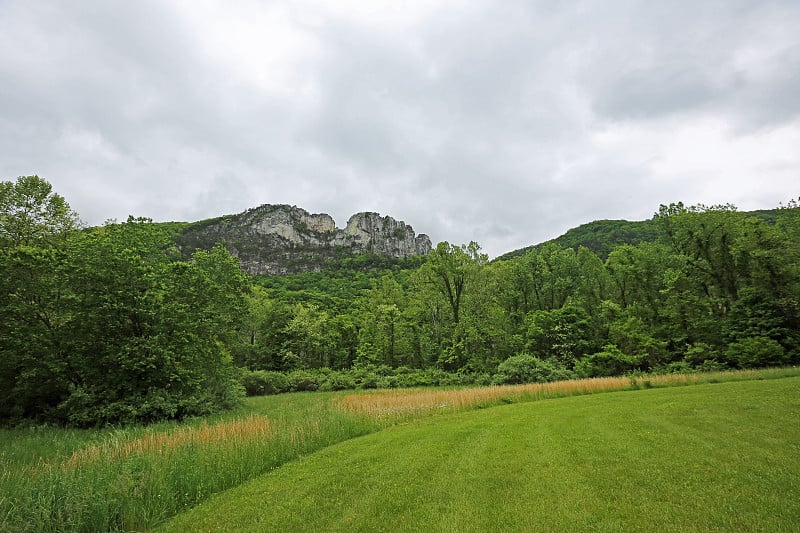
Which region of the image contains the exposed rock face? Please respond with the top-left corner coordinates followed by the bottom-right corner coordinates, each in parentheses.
top-left (177, 204), bottom-right (432, 275)
top-left (337, 212), bottom-right (433, 257)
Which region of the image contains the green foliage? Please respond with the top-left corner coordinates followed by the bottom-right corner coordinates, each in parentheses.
top-left (723, 287), bottom-right (800, 354)
top-left (286, 370), bottom-right (321, 392)
top-left (1, 178), bottom-right (249, 427)
top-left (0, 177), bottom-right (82, 422)
top-left (255, 254), bottom-right (422, 312)
top-left (498, 207), bottom-right (786, 262)
top-left (233, 202), bottom-right (800, 383)
top-left (411, 241), bottom-right (489, 370)
top-left (497, 218), bottom-right (660, 261)
top-left (492, 354), bottom-right (574, 385)
top-left (418, 240), bottom-right (487, 325)
top-left (605, 242), bottom-right (673, 324)
top-left (682, 342), bottom-right (724, 368)
top-left (239, 369), bottom-right (290, 396)
top-left (576, 344), bottom-right (642, 377)
top-left (234, 365), bottom-right (498, 395)
top-left (607, 315), bottom-right (669, 367)
top-left (506, 243), bottom-right (580, 311)
top-left (0, 245), bottom-right (69, 420)
top-left (233, 286), bottom-right (292, 370)
top-left (725, 336), bottom-right (788, 368)
top-left (282, 303), bottom-right (335, 369)
top-left (5, 175), bottom-right (800, 428)
top-left (0, 175), bottom-right (80, 247)
top-left (318, 370), bottom-right (357, 392)
top-left (51, 220), bottom-right (248, 426)
top-left (523, 305), bottom-right (595, 368)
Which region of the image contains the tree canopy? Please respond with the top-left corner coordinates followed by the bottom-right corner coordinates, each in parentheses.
top-left (1, 177), bottom-right (247, 426)
top-left (3, 176), bottom-right (799, 426)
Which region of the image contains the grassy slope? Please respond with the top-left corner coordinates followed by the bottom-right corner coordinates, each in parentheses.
top-left (161, 377), bottom-right (800, 532)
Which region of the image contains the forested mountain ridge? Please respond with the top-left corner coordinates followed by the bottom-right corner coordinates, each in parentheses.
top-left (497, 208), bottom-right (787, 261)
top-left (175, 204), bottom-right (432, 275)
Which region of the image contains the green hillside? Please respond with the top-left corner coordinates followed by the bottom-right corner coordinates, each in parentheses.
top-left (497, 218), bottom-right (658, 261)
top-left (496, 207), bottom-right (787, 261)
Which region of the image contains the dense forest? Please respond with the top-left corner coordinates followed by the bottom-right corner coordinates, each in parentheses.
top-left (2, 175), bottom-right (799, 427)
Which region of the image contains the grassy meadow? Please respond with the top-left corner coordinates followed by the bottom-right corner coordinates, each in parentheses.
top-left (161, 377), bottom-right (800, 532)
top-left (2, 368), bottom-right (799, 532)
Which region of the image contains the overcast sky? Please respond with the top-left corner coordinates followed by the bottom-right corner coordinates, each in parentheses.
top-left (2, 1), bottom-right (799, 257)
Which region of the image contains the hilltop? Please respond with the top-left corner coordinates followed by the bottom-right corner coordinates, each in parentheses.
top-left (174, 204), bottom-right (432, 275)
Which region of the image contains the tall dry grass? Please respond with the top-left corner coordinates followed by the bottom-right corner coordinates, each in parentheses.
top-left (63, 414), bottom-right (272, 470)
top-left (2, 410), bottom-right (370, 532)
top-left (332, 367), bottom-right (800, 422)
top-left (333, 376), bottom-right (632, 421)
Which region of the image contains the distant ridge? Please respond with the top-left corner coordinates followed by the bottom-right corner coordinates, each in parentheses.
top-left (495, 208), bottom-right (785, 262)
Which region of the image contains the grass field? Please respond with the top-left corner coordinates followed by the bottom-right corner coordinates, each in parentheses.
top-left (2, 368), bottom-right (798, 531)
top-left (160, 378), bottom-right (800, 532)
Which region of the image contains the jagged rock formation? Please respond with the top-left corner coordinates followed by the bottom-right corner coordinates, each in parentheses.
top-left (176, 204), bottom-right (432, 275)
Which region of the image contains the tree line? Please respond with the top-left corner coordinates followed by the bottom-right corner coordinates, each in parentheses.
top-left (2, 175), bottom-right (798, 426)
top-left (238, 202), bottom-right (799, 380)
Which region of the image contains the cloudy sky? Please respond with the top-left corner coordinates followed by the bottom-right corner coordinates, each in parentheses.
top-left (1, 1), bottom-right (799, 257)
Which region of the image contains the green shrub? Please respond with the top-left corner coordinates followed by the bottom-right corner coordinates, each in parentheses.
top-left (575, 345), bottom-right (640, 378)
top-left (726, 336), bottom-right (788, 368)
top-left (376, 375), bottom-right (399, 389)
top-left (492, 354), bottom-right (574, 385)
top-left (392, 371), bottom-right (432, 388)
top-left (319, 371), bottom-right (356, 392)
top-left (239, 370), bottom-right (290, 396)
top-left (652, 361), bottom-right (694, 374)
top-left (357, 373), bottom-right (380, 389)
top-left (683, 342), bottom-right (721, 367)
top-left (286, 370), bottom-right (320, 392)
top-left (469, 372), bottom-right (494, 387)
top-left (698, 359), bottom-right (729, 372)
top-left (428, 369), bottom-right (451, 386)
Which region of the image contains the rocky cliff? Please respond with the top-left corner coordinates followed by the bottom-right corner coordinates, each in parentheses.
top-left (176, 204), bottom-right (432, 275)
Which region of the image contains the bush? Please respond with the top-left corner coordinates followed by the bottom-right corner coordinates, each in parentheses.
top-left (492, 354), bottom-right (574, 385)
top-left (471, 372), bottom-right (494, 387)
top-left (651, 361), bottom-right (693, 374)
top-left (356, 373), bottom-right (380, 389)
top-left (725, 336), bottom-right (788, 368)
top-left (698, 359), bottom-right (729, 372)
top-left (683, 342), bottom-right (721, 367)
top-left (391, 370), bottom-right (433, 388)
top-left (376, 375), bottom-right (399, 389)
top-left (239, 369), bottom-right (290, 396)
top-left (286, 370), bottom-right (320, 392)
top-left (575, 345), bottom-right (640, 378)
top-left (318, 371), bottom-right (356, 392)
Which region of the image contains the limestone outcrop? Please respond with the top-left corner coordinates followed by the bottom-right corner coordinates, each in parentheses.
top-left (177, 204), bottom-right (432, 275)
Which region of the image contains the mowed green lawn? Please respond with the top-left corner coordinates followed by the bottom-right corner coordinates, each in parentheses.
top-left (160, 378), bottom-right (800, 532)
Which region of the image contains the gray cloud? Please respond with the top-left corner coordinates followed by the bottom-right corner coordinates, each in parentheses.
top-left (1, 0), bottom-right (799, 258)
